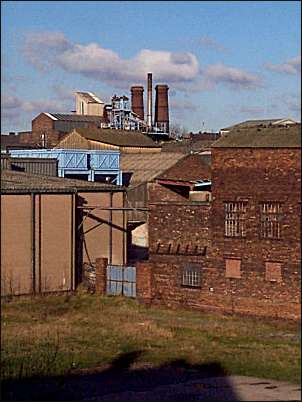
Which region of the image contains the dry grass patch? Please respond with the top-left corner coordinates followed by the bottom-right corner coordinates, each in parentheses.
top-left (1, 293), bottom-right (300, 383)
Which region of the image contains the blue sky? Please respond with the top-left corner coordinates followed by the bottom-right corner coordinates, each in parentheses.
top-left (1, 1), bottom-right (301, 133)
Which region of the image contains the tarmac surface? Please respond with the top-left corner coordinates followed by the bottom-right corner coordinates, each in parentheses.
top-left (2, 352), bottom-right (301, 401)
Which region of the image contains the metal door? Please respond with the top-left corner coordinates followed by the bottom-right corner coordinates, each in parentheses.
top-left (106, 265), bottom-right (136, 298)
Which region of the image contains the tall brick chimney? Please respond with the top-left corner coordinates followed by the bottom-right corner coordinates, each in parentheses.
top-left (154, 84), bottom-right (169, 133)
top-left (131, 86), bottom-right (144, 121)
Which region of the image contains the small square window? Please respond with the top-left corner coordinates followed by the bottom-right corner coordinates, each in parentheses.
top-left (265, 262), bottom-right (282, 282)
top-left (182, 264), bottom-right (201, 288)
top-left (225, 259), bottom-right (241, 278)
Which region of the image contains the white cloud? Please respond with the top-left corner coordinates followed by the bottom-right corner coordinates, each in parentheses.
top-left (23, 31), bottom-right (72, 71)
top-left (198, 36), bottom-right (228, 53)
top-left (265, 55), bottom-right (301, 75)
top-left (205, 64), bottom-right (262, 89)
top-left (1, 94), bottom-right (23, 109)
top-left (23, 31), bottom-right (262, 92)
top-left (1, 93), bottom-right (71, 123)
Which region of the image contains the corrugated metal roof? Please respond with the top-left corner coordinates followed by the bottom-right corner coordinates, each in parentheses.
top-left (1, 170), bottom-right (123, 193)
top-left (120, 152), bottom-right (185, 187)
top-left (74, 128), bottom-right (161, 148)
top-left (212, 124), bottom-right (301, 148)
top-left (48, 113), bottom-right (107, 123)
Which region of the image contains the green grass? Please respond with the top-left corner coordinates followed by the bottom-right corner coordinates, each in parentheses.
top-left (1, 293), bottom-right (300, 383)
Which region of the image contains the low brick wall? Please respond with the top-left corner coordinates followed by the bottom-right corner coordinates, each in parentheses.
top-left (135, 256), bottom-right (301, 320)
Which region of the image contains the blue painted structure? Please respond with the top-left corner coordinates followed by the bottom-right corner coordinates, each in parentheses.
top-left (9, 149), bottom-right (122, 184)
top-left (106, 265), bottom-right (136, 298)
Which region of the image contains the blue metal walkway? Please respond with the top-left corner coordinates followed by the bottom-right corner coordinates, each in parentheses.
top-left (9, 149), bottom-right (122, 184)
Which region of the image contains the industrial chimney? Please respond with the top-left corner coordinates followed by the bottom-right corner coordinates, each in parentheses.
top-left (147, 73), bottom-right (153, 129)
top-left (131, 86), bottom-right (144, 121)
top-left (154, 84), bottom-right (169, 133)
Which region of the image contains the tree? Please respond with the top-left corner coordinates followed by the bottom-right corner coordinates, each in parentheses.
top-left (169, 123), bottom-right (188, 140)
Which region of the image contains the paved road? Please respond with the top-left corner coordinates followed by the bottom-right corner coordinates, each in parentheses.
top-left (84, 376), bottom-right (301, 401)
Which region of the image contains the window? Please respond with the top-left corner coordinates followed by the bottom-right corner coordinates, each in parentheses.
top-left (224, 202), bottom-right (247, 237)
top-left (182, 264), bottom-right (201, 288)
top-left (260, 203), bottom-right (282, 239)
top-left (225, 259), bottom-right (241, 278)
top-left (265, 262), bottom-right (282, 282)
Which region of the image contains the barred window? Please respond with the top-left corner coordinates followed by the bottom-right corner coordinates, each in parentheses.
top-left (224, 202), bottom-right (247, 237)
top-left (260, 203), bottom-right (282, 239)
top-left (182, 264), bottom-right (201, 288)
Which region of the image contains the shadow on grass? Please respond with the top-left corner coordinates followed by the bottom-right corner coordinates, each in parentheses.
top-left (2, 351), bottom-right (239, 401)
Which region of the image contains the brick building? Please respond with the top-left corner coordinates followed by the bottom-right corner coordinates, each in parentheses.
top-left (19, 113), bottom-right (108, 148)
top-left (137, 125), bottom-right (301, 320)
top-left (141, 153), bottom-right (212, 307)
top-left (209, 124), bottom-right (301, 319)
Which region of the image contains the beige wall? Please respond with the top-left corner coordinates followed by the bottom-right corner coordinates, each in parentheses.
top-left (38, 194), bottom-right (74, 292)
top-left (1, 193), bottom-right (74, 296)
top-left (1, 195), bottom-right (33, 295)
top-left (79, 191), bottom-right (126, 265)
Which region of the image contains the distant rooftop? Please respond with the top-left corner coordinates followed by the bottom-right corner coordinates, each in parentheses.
top-left (221, 118), bottom-right (298, 131)
top-left (40, 113), bottom-right (107, 123)
top-left (120, 152), bottom-right (185, 187)
top-left (76, 92), bottom-right (104, 104)
top-left (212, 124), bottom-right (301, 148)
top-left (1, 169), bottom-right (123, 194)
top-left (73, 128), bottom-right (161, 148)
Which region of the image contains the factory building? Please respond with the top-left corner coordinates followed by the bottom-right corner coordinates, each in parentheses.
top-left (1, 170), bottom-right (126, 296)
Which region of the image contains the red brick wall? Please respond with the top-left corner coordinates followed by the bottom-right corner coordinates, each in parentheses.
top-left (28, 113), bottom-right (61, 147)
top-left (148, 200), bottom-right (211, 256)
top-left (210, 147), bottom-right (300, 280)
top-left (140, 260), bottom-right (300, 320)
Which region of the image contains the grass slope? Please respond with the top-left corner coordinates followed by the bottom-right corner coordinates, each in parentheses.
top-left (1, 293), bottom-right (300, 383)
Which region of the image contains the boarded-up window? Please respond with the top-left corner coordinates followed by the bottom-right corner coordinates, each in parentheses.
top-left (225, 259), bottom-right (241, 278)
top-left (260, 203), bottom-right (282, 239)
top-left (265, 262), bottom-right (282, 282)
top-left (182, 264), bottom-right (201, 287)
top-left (224, 202), bottom-right (247, 237)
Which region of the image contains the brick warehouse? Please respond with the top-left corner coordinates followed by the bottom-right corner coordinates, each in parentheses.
top-left (135, 124), bottom-right (301, 320)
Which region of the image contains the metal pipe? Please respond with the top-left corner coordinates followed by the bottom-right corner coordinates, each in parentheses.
top-left (147, 73), bottom-right (153, 129)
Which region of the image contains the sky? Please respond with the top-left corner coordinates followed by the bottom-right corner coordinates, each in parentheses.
top-left (1, 1), bottom-right (301, 134)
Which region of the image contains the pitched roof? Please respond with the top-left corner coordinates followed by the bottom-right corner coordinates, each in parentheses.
top-left (49, 113), bottom-right (107, 123)
top-left (74, 128), bottom-right (161, 148)
top-left (221, 118), bottom-right (297, 131)
top-left (212, 124), bottom-right (301, 148)
top-left (1, 169), bottom-right (122, 194)
top-left (120, 152), bottom-right (185, 187)
top-left (156, 153), bottom-right (211, 181)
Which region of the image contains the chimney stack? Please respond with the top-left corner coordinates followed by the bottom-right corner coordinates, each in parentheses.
top-left (131, 86), bottom-right (144, 121)
top-left (147, 73), bottom-right (153, 129)
top-left (155, 84), bottom-right (169, 133)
